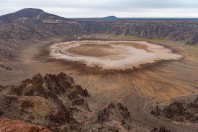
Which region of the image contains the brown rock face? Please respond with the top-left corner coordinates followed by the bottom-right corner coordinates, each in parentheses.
top-left (151, 97), bottom-right (198, 122)
top-left (97, 102), bottom-right (133, 131)
top-left (0, 72), bottom-right (90, 131)
top-left (0, 72), bottom-right (135, 131)
top-left (16, 72), bottom-right (75, 97)
top-left (0, 118), bottom-right (51, 132)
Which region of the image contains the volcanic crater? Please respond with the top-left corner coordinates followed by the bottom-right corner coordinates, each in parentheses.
top-left (50, 40), bottom-right (182, 70)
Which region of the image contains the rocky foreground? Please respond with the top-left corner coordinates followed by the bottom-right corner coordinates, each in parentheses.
top-left (151, 97), bottom-right (198, 123)
top-left (0, 72), bottom-right (197, 131)
top-left (0, 72), bottom-right (134, 131)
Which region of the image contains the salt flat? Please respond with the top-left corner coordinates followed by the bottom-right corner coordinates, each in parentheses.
top-left (50, 40), bottom-right (182, 69)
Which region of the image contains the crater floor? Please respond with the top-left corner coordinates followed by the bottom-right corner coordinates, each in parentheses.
top-left (50, 40), bottom-right (182, 70)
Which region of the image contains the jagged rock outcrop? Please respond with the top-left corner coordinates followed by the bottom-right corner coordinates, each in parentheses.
top-left (95, 102), bottom-right (133, 131)
top-left (151, 97), bottom-right (198, 122)
top-left (0, 72), bottom-right (135, 131)
top-left (0, 118), bottom-right (51, 132)
top-left (0, 72), bottom-right (90, 131)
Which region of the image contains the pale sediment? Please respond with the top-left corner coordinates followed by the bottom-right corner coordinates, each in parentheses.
top-left (50, 40), bottom-right (182, 70)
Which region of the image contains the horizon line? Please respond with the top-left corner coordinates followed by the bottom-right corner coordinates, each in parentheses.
top-left (1, 8), bottom-right (198, 19)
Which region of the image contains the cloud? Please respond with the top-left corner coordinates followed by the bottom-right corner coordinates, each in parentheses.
top-left (0, 0), bottom-right (198, 17)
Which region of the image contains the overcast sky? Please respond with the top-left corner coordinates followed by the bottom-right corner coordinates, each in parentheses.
top-left (0, 0), bottom-right (198, 18)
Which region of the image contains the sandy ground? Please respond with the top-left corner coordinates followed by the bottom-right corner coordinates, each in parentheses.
top-left (50, 41), bottom-right (182, 70)
top-left (0, 39), bottom-right (198, 131)
top-left (67, 44), bottom-right (117, 57)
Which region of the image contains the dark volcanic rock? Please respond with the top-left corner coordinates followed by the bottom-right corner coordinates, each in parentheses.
top-left (162, 102), bottom-right (187, 120)
top-left (151, 105), bottom-right (161, 116)
top-left (151, 97), bottom-right (198, 123)
top-left (0, 72), bottom-right (90, 131)
top-left (13, 72), bottom-right (82, 99)
top-left (68, 85), bottom-right (90, 100)
top-left (0, 72), bottom-right (136, 131)
top-left (97, 102), bottom-right (132, 130)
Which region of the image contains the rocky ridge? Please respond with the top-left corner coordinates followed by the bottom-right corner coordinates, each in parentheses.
top-left (1, 8), bottom-right (198, 62)
top-left (96, 102), bottom-right (133, 131)
top-left (151, 97), bottom-right (198, 123)
top-left (0, 72), bottom-right (133, 131)
top-left (0, 72), bottom-right (90, 131)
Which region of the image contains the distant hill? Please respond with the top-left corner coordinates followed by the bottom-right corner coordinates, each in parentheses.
top-left (0, 8), bottom-right (71, 23)
top-left (103, 16), bottom-right (119, 20)
top-left (75, 16), bottom-right (119, 21)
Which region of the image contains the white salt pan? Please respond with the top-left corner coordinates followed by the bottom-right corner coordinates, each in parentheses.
top-left (50, 41), bottom-right (182, 70)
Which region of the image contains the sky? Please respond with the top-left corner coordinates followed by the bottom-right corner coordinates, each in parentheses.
top-left (0, 0), bottom-right (198, 18)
